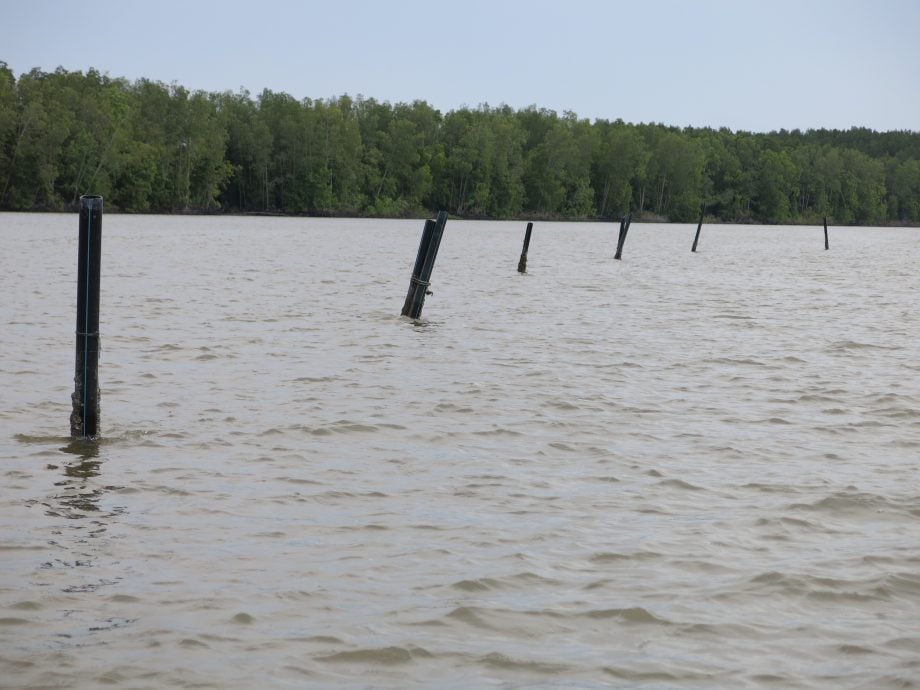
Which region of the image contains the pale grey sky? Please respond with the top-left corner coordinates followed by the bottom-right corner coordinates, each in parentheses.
top-left (2, 0), bottom-right (918, 132)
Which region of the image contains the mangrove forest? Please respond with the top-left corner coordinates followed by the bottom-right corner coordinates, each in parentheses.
top-left (1, 62), bottom-right (919, 224)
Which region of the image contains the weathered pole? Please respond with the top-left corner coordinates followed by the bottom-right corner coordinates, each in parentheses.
top-left (823, 216), bottom-right (829, 250)
top-left (614, 212), bottom-right (632, 260)
top-left (517, 222), bottom-right (534, 273)
top-left (401, 211), bottom-right (448, 319)
top-left (71, 195), bottom-right (103, 439)
top-left (691, 208), bottom-right (704, 252)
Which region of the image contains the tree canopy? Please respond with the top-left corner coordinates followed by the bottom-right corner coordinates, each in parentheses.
top-left (1, 62), bottom-right (918, 224)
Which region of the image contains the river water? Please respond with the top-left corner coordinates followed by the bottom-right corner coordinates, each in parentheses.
top-left (1, 213), bottom-right (919, 689)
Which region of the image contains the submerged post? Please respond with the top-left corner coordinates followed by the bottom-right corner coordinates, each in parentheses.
top-left (614, 212), bottom-right (632, 260)
top-left (71, 195), bottom-right (103, 439)
top-left (691, 208), bottom-right (704, 252)
top-left (401, 210), bottom-right (448, 319)
top-left (517, 222), bottom-right (534, 273)
top-left (823, 216), bottom-right (829, 250)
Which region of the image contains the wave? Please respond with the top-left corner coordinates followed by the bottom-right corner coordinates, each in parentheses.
top-left (582, 606), bottom-right (671, 624)
top-left (590, 550), bottom-right (662, 563)
top-left (742, 570), bottom-right (920, 602)
top-left (827, 339), bottom-right (903, 352)
top-left (317, 645), bottom-right (432, 665)
top-left (476, 652), bottom-right (571, 674)
top-left (788, 490), bottom-right (918, 518)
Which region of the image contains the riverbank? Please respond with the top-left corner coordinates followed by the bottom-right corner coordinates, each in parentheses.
top-left (3, 206), bottom-right (917, 228)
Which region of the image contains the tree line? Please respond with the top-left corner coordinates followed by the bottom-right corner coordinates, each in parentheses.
top-left (1, 62), bottom-right (919, 224)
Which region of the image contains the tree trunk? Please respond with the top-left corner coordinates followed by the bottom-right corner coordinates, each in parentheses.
top-left (599, 176), bottom-right (611, 217)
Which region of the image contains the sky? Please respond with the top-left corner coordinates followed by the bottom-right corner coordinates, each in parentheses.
top-left (2, 0), bottom-right (918, 133)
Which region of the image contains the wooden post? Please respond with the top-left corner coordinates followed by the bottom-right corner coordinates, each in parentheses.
top-left (614, 212), bottom-right (632, 260)
top-left (401, 211), bottom-right (448, 319)
top-left (517, 222), bottom-right (533, 273)
top-left (691, 208), bottom-right (704, 252)
top-left (71, 195), bottom-right (103, 439)
top-left (824, 216), bottom-right (829, 250)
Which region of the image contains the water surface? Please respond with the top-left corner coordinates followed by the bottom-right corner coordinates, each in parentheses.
top-left (2, 214), bottom-right (919, 688)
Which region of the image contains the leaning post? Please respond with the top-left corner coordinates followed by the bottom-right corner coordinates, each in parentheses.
top-left (71, 195), bottom-right (103, 439)
top-left (401, 211), bottom-right (449, 319)
top-left (517, 222), bottom-right (534, 273)
top-left (614, 212), bottom-right (632, 260)
top-left (823, 216), bottom-right (829, 250)
top-left (691, 208), bottom-right (704, 252)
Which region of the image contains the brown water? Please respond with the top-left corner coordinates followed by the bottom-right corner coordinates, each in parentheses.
top-left (2, 213), bottom-right (919, 689)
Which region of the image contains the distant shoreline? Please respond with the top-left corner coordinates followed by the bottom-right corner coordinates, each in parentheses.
top-left (2, 208), bottom-right (916, 228)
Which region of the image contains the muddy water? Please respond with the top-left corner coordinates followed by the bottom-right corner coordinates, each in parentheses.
top-left (2, 214), bottom-right (919, 688)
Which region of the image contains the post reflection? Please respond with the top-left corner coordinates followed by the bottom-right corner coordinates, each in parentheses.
top-left (39, 440), bottom-right (126, 596)
top-left (52, 440), bottom-right (115, 519)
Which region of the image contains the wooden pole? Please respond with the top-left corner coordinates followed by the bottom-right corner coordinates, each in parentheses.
top-left (824, 216), bottom-right (829, 250)
top-left (71, 195), bottom-right (103, 439)
top-left (691, 208), bottom-right (704, 252)
top-left (401, 211), bottom-right (448, 319)
top-left (614, 212), bottom-right (632, 260)
top-left (517, 222), bottom-right (533, 273)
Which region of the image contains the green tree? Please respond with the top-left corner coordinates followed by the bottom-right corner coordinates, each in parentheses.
top-left (2, 68), bottom-right (77, 209)
top-left (592, 120), bottom-right (649, 218)
top-left (316, 95), bottom-right (364, 213)
top-left (2, 60), bottom-right (919, 223)
top-left (258, 89), bottom-right (313, 212)
top-left (641, 126), bottom-right (705, 221)
top-left (184, 90), bottom-right (233, 210)
top-left (0, 61), bottom-right (20, 207)
top-left (434, 105), bottom-right (526, 218)
top-left (523, 111), bottom-right (596, 217)
top-left (755, 149), bottom-right (797, 222)
top-left (695, 128), bottom-right (744, 219)
top-left (360, 100), bottom-right (440, 216)
top-left (840, 149), bottom-right (886, 224)
top-left (486, 106), bottom-right (526, 217)
top-left (889, 158), bottom-right (920, 221)
top-left (220, 89), bottom-right (272, 211)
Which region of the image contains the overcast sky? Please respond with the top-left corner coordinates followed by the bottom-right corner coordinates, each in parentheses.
top-left (2, 0), bottom-right (918, 133)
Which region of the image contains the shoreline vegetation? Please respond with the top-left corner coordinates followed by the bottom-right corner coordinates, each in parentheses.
top-left (5, 207), bottom-right (918, 229)
top-left (1, 62), bottom-right (919, 226)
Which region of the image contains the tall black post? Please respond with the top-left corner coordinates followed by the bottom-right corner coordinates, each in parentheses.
top-left (517, 222), bottom-right (534, 273)
top-left (691, 208), bottom-right (704, 253)
top-left (71, 195), bottom-right (103, 439)
top-left (823, 216), bottom-right (829, 250)
top-left (401, 211), bottom-right (448, 319)
top-left (614, 212), bottom-right (632, 260)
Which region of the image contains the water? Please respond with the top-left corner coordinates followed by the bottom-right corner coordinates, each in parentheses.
top-left (2, 213), bottom-right (919, 689)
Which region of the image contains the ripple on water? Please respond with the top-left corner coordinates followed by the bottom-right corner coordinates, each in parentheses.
top-left (3, 218), bottom-right (920, 690)
top-left (317, 646), bottom-right (431, 665)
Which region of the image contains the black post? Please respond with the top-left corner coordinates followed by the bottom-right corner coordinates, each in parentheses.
top-left (517, 221), bottom-right (534, 273)
top-left (614, 212), bottom-right (632, 260)
top-left (823, 216), bottom-right (829, 250)
top-left (71, 195), bottom-right (103, 439)
top-left (401, 211), bottom-right (448, 319)
top-left (691, 208), bottom-right (704, 253)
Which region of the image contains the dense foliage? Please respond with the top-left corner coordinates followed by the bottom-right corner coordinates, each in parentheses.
top-left (2, 63), bottom-right (919, 224)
